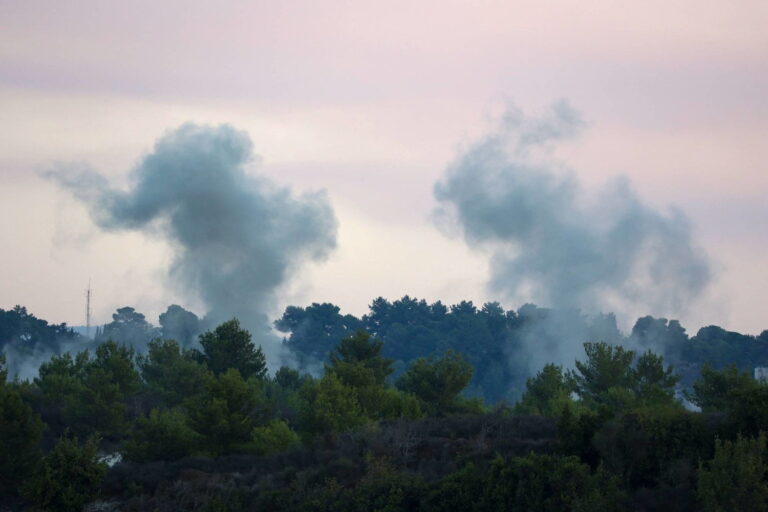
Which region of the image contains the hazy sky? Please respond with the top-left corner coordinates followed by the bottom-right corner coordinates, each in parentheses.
top-left (1, 0), bottom-right (766, 335)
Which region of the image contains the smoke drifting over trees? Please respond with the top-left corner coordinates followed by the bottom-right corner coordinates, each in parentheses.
top-left (434, 102), bottom-right (711, 321)
top-left (2, 304), bottom-right (767, 511)
top-left (47, 123), bottom-right (338, 362)
top-left (40, 110), bottom-right (717, 375)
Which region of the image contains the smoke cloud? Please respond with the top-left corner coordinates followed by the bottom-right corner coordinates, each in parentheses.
top-left (48, 123), bottom-right (337, 363)
top-left (434, 102), bottom-right (711, 323)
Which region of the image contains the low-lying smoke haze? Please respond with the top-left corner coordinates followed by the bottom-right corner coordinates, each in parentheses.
top-left (47, 123), bottom-right (338, 363)
top-left (435, 102), bottom-right (712, 324)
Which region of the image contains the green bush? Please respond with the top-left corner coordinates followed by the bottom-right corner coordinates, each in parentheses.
top-left (251, 419), bottom-right (301, 455)
top-left (27, 434), bottom-right (107, 512)
top-left (123, 408), bottom-right (201, 462)
top-left (698, 432), bottom-right (768, 512)
top-left (0, 384), bottom-right (43, 499)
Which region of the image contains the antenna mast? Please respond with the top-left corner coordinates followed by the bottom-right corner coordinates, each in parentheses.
top-left (86, 280), bottom-right (92, 338)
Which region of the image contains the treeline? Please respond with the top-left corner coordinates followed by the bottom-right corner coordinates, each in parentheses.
top-left (4, 297), bottom-right (768, 404)
top-left (277, 297), bottom-right (768, 400)
top-left (0, 320), bottom-right (480, 510)
top-left (0, 305), bottom-right (201, 379)
top-left (0, 306), bottom-right (79, 348)
top-left (2, 315), bottom-right (768, 511)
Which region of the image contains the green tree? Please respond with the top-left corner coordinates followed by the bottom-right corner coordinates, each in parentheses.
top-left (158, 304), bottom-right (200, 347)
top-left (276, 303), bottom-right (363, 363)
top-left (90, 341), bottom-right (141, 396)
top-left (396, 350), bottom-right (479, 416)
top-left (28, 434), bottom-right (107, 512)
top-left (728, 383), bottom-right (768, 435)
top-left (686, 363), bottom-right (756, 412)
top-left (35, 342), bottom-right (141, 439)
top-left (263, 367), bottom-right (311, 426)
top-left (570, 342), bottom-right (636, 406)
top-left (698, 433), bottom-right (768, 512)
top-left (557, 403), bottom-right (602, 466)
top-left (251, 419), bottom-right (301, 455)
top-left (137, 338), bottom-right (210, 406)
top-left (320, 331), bottom-right (421, 423)
top-left (96, 306), bottom-right (158, 348)
top-left (328, 330), bottom-right (394, 387)
top-left (0, 385), bottom-right (43, 499)
top-left (274, 366), bottom-right (305, 391)
top-left (633, 350), bottom-right (679, 405)
top-left (195, 319), bottom-right (267, 380)
top-left (123, 408), bottom-right (201, 462)
top-left (592, 406), bottom-right (711, 489)
top-left (185, 368), bottom-right (265, 455)
top-left (300, 373), bottom-right (367, 435)
top-left (515, 363), bottom-right (574, 417)
top-left (35, 351), bottom-right (90, 435)
top-left (80, 341), bottom-right (141, 438)
top-left (0, 305), bottom-right (79, 355)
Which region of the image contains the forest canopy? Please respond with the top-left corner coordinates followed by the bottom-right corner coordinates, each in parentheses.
top-left (1, 300), bottom-right (767, 511)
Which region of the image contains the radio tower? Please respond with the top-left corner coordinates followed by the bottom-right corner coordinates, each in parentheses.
top-left (86, 280), bottom-right (92, 338)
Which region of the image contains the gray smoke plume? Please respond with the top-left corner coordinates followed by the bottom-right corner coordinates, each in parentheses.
top-left (47, 123), bottom-right (337, 364)
top-left (435, 102), bottom-right (711, 324)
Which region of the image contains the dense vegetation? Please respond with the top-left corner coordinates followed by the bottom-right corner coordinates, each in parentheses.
top-left (1, 301), bottom-right (768, 511)
top-left (276, 297), bottom-right (768, 401)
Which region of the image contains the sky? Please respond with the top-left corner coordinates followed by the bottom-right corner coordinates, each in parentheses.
top-left (1, 0), bottom-right (766, 335)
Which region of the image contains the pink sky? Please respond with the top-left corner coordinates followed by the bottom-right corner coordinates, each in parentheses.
top-left (1, 1), bottom-right (766, 334)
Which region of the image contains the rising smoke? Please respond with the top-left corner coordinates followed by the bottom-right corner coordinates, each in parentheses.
top-left (434, 102), bottom-right (711, 369)
top-left (47, 123), bottom-right (338, 364)
top-left (435, 102), bottom-right (711, 319)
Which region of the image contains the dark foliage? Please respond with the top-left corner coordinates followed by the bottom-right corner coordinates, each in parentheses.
top-left (0, 305), bottom-right (79, 352)
top-left (2, 302), bottom-right (768, 511)
top-left (193, 319), bottom-right (268, 380)
top-left (0, 382), bottom-right (43, 500)
top-left (96, 307), bottom-right (159, 349)
top-left (278, 296), bottom-right (768, 405)
top-left (26, 434), bottom-right (107, 511)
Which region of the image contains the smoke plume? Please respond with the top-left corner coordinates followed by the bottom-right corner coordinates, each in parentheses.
top-left (48, 123), bottom-right (337, 363)
top-left (434, 102), bottom-right (711, 323)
